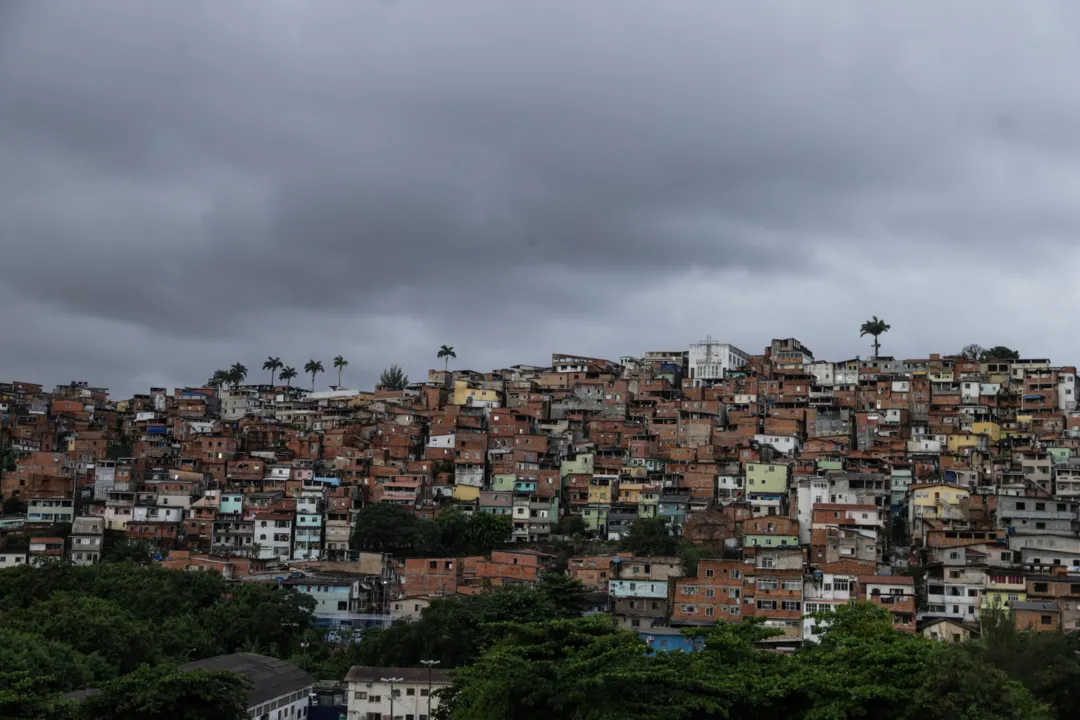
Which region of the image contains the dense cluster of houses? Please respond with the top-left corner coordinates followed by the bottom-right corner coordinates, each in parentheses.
top-left (4, 337), bottom-right (1080, 644)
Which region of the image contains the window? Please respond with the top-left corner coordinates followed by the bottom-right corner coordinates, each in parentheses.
top-left (757, 579), bottom-right (778, 591)
top-left (705, 588), bottom-right (715, 598)
top-left (1041, 615), bottom-right (1054, 626)
top-left (1036, 522), bottom-right (1046, 530)
top-left (705, 568), bottom-right (714, 578)
top-left (781, 600), bottom-right (801, 611)
top-left (1016, 502), bottom-right (1026, 510)
top-left (757, 600), bottom-right (777, 610)
top-left (705, 606), bottom-right (714, 617)
top-left (781, 580), bottom-right (802, 591)
top-left (338, 601), bottom-right (348, 610)
top-left (369, 696), bottom-right (381, 703)
top-left (1034, 583), bottom-right (1049, 593)
top-left (731, 569), bottom-right (741, 579)
top-left (1036, 503), bottom-right (1046, 511)
top-left (354, 692), bottom-right (367, 700)
top-left (406, 688), bottom-right (416, 696)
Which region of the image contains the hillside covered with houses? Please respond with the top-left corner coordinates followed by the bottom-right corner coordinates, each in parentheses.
top-left (6, 336), bottom-right (1080, 717)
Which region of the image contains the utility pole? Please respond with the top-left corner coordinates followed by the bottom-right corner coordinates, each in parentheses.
top-left (420, 660), bottom-right (440, 718)
top-left (381, 677), bottom-right (402, 720)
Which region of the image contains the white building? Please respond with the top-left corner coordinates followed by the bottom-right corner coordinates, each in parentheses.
top-left (70, 516), bottom-right (104, 566)
top-left (183, 653), bottom-right (313, 720)
top-left (0, 552), bottom-right (27, 568)
top-left (27, 497), bottom-right (75, 524)
top-left (346, 666), bottom-right (451, 720)
top-left (753, 434), bottom-right (801, 456)
top-left (687, 337), bottom-right (749, 385)
top-left (255, 513), bottom-right (294, 561)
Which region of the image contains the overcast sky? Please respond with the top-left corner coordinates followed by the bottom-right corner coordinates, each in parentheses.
top-left (3, 1), bottom-right (1080, 397)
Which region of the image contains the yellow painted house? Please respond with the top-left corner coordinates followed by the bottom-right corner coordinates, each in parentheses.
top-left (972, 422), bottom-right (1002, 443)
top-left (946, 433), bottom-right (986, 453)
top-left (452, 485), bottom-right (481, 502)
top-left (588, 476), bottom-right (617, 504)
top-left (745, 462), bottom-right (790, 494)
top-left (910, 484), bottom-right (970, 520)
top-left (452, 380), bottom-right (501, 406)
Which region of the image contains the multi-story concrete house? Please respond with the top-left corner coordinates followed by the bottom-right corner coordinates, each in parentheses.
top-left (69, 516), bottom-right (104, 565)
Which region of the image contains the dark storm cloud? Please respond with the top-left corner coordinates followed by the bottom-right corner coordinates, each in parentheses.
top-left (4, 0), bottom-right (1080, 395)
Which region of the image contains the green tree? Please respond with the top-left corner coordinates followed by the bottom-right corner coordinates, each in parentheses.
top-left (465, 512), bottom-right (512, 554)
top-left (5, 594), bottom-right (158, 675)
top-left (0, 628), bottom-right (113, 693)
top-left (351, 503), bottom-right (418, 553)
top-left (535, 572), bottom-right (588, 617)
top-left (3, 495), bottom-right (26, 515)
top-left (437, 345), bottom-right (457, 373)
top-left (433, 506), bottom-right (471, 555)
top-left (201, 582), bottom-right (315, 658)
top-left (100, 538), bottom-right (155, 564)
top-left (333, 355), bottom-right (349, 387)
top-left (228, 363), bottom-right (248, 388)
top-left (977, 609), bottom-right (1080, 718)
top-left (206, 370), bottom-right (230, 392)
top-left (304, 359), bottom-right (324, 391)
top-left (983, 345), bottom-right (1020, 360)
top-left (77, 664), bottom-right (250, 720)
top-left (555, 515), bottom-right (586, 538)
top-left (860, 315), bottom-right (891, 358)
top-left (0, 672), bottom-right (78, 720)
top-left (619, 517), bottom-right (679, 556)
top-left (378, 364), bottom-right (409, 390)
top-left (279, 366), bottom-right (298, 388)
top-left (958, 343), bottom-right (984, 361)
top-left (437, 617), bottom-right (696, 720)
top-left (262, 357), bottom-right (282, 386)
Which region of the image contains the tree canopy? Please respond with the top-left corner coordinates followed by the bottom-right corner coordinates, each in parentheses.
top-left (350, 504), bottom-right (512, 556)
top-left (378, 364), bottom-right (409, 390)
top-left (983, 345), bottom-right (1020, 360)
top-left (435, 604), bottom-right (1050, 720)
top-left (618, 517), bottom-right (679, 556)
top-left (0, 563), bottom-right (314, 696)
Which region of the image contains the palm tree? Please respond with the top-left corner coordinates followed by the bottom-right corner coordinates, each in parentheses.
top-left (437, 345), bottom-right (457, 373)
top-left (304, 360), bottom-right (325, 391)
top-left (263, 357), bottom-right (283, 386)
top-left (333, 355), bottom-right (349, 387)
top-left (279, 366), bottom-right (298, 388)
top-left (229, 363), bottom-right (248, 388)
top-left (378, 364), bottom-right (409, 390)
top-left (207, 369), bottom-right (230, 390)
top-left (859, 316), bottom-right (891, 359)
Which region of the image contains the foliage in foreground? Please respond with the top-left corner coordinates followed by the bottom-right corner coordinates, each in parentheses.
top-left (0, 562), bottom-right (315, 695)
top-left (437, 605), bottom-right (1052, 720)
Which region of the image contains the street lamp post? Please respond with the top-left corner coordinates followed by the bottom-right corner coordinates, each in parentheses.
top-left (380, 677), bottom-right (403, 720)
top-left (420, 660), bottom-right (441, 718)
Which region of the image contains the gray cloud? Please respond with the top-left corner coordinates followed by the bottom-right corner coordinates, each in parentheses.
top-left (4, 0), bottom-right (1080, 396)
